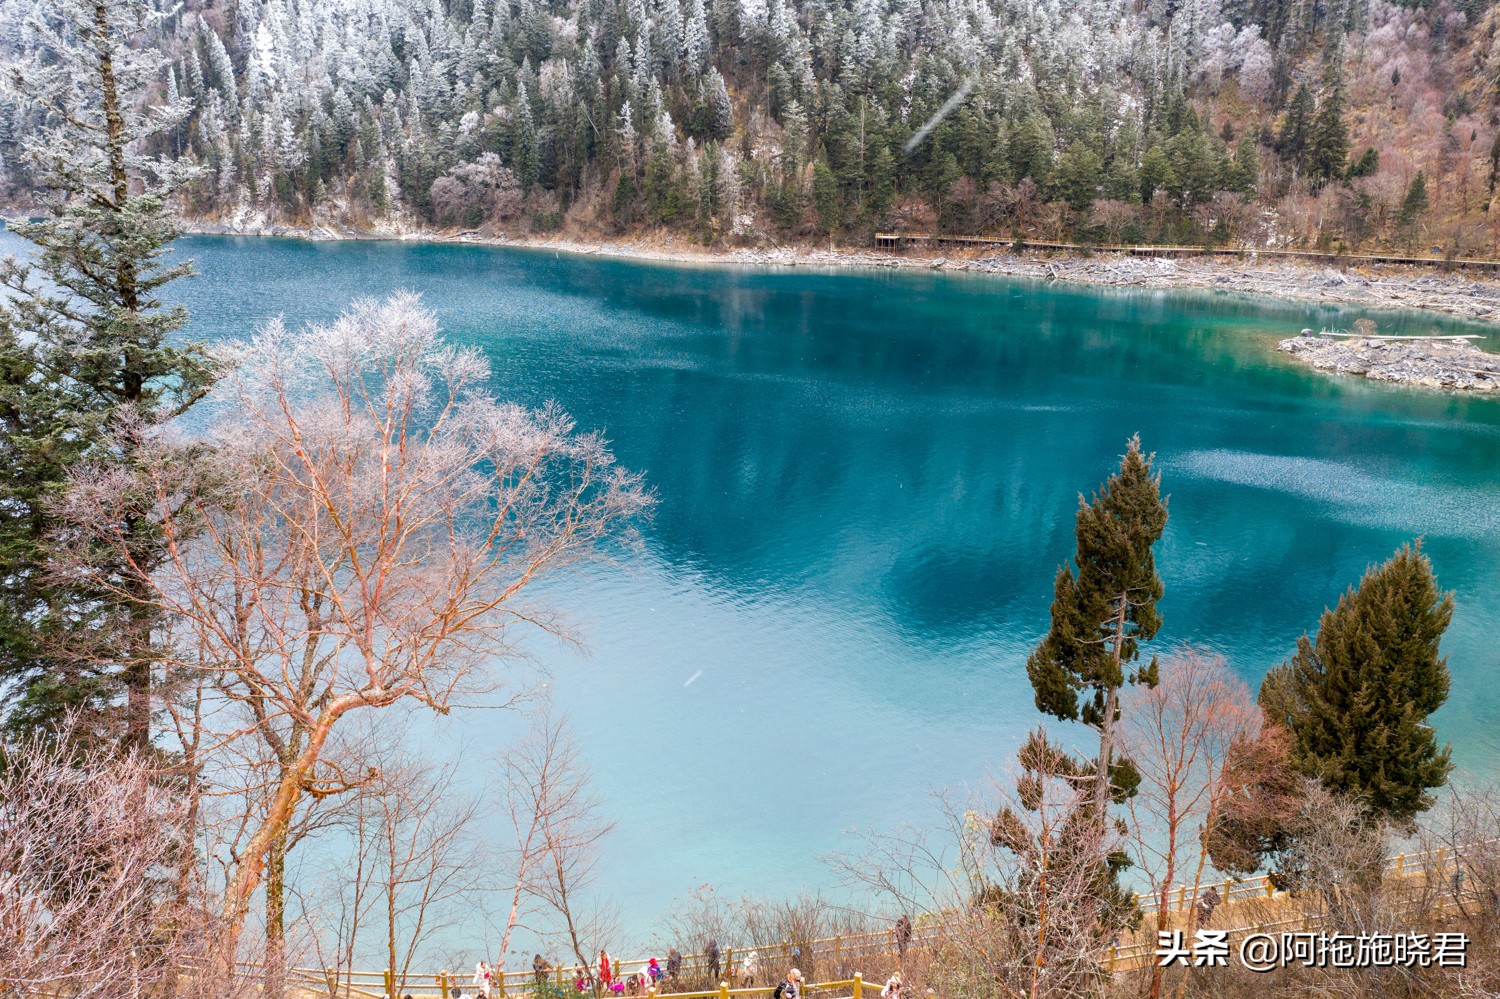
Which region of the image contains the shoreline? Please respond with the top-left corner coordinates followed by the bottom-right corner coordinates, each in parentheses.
top-left (183, 218), bottom-right (1500, 328)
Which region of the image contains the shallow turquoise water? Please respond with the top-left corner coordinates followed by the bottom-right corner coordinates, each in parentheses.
top-left (9, 230), bottom-right (1500, 959)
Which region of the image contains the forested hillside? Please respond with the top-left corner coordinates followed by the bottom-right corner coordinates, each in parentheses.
top-left (2, 0), bottom-right (1498, 252)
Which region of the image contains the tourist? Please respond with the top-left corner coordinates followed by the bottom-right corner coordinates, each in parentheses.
top-left (600, 949), bottom-right (614, 986)
top-left (893, 914), bottom-right (913, 958)
top-left (774, 968), bottom-right (803, 999)
top-left (742, 951), bottom-right (758, 988)
top-left (1196, 885), bottom-right (1221, 926)
top-left (706, 939), bottom-right (721, 983)
top-left (666, 948), bottom-right (683, 981)
top-left (534, 955), bottom-right (549, 985)
top-left (881, 972), bottom-right (902, 999)
top-left (647, 957), bottom-right (662, 985)
top-left (474, 961), bottom-right (493, 999)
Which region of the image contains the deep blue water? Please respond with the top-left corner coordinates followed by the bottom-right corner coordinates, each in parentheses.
top-left (8, 229), bottom-right (1500, 964)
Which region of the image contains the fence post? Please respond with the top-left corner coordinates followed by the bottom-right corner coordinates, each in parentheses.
top-left (1108, 947), bottom-right (1117, 973)
top-left (1176, 885), bottom-right (1186, 911)
top-left (438, 973), bottom-right (451, 999)
top-left (1264, 877), bottom-right (1274, 898)
top-left (834, 936), bottom-right (842, 973)
top-left (1396, 853), bottom-right (1405, 875)
top-left (718, 980), bottom-right (729, 999)
top-left (853, 973), bottom-right (863, 999)
top-left (1222, 879), bottom-right (1232, 904)
top-left (385, 969), bottom-right (395, 998)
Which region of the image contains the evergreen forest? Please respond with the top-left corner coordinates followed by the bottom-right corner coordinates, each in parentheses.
top-left (2, 0), bottom-right (1498, 252)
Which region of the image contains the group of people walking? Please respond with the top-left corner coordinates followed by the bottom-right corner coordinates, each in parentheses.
top-left (452, 917), bottom-right (918, 999)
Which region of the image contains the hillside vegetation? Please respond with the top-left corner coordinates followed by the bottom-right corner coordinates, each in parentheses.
top-left (2, 0), bottom-right (1498, 251)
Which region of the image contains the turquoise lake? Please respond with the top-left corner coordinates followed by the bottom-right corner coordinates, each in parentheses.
top-left (8, 230), bottom-right (1500, 960)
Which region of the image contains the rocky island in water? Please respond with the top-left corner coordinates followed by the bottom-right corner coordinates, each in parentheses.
top-left (1279, 328), bottom-right (1500, 393)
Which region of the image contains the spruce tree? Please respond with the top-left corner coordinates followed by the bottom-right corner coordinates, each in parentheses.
top-left (1396, 171), bottom-right (1428, 246)
top-left (1027, 435), bottom-right (1168, 824)
top-left (1308, 84), bottom-right (1350, 185)
top-left (812, 153), bottom-right (841, 234)
top-left (1259, 542), bottom-right (1454, 827)
top-left (1055, 140), bottom-right (1103, 211)
top-left (1276, 84), bottom-right (1315, 172)
top-left (1230, 138), bottom-right (1260, 194)
top-left (0, 0), bottom-right (217, 747)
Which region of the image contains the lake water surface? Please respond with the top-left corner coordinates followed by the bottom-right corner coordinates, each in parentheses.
top-left (11, 230), bottom-right (1500, 961)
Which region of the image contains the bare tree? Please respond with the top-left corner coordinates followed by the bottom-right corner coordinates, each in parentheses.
top-left (502, 713), bottom-right (620, 985)
top-left (1437, 782), bottom-right (1500, 923)
top-left (55, 292), bottom-right (650, 968)
top-left (369, 740), bottom-right (489, 990)
top-left (0, 721), bottom-right (199, 998)
top-left (1119, 648), bottom-right (1261, 999)
top-left (430, 153), bottom-right (525, 226)
top-left (836, 730), bottom-right (1119, 999)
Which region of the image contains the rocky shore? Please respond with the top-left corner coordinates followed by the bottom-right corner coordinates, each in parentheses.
top-left (185, 214), bottom-right (1500, 327)
top-left (1278, 332), bottom-right (1500, 392)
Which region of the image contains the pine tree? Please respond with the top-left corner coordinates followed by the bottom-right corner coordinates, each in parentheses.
top-left (1230, 138), bottom-right (1260, 194)
top-left (1027, 436), bottom-right (1168, 824)
top-left (1396, 171), bottom-right (1428, 246)
top-left (513, 79), bottom-right (540, 189)
top-left (683, 0), bottom-right (712, 77)
top-left (706, 67), bottom-right (734, 141)
top-left (1346, 146), bottom-right (1378, 179)
top-left (989, 729), bottom-right (1140, 970)
top-left (1008, 111), bottom-right (1054, 187)
top-left (1259, 543), bottom-right (1453, 827)
top-left (812, 152), bottom-right (841, 233)
top-left (1139, 145), bottom-right (1176, 204)
top-left (1276, 84), bottom-right (1315, 173)
top-left (0, 0), bottom-right (218, 747)
top-left (1054, 140), bottom-right (1103, 211)
top-left (1307, 84), bottom-right (1350, 184)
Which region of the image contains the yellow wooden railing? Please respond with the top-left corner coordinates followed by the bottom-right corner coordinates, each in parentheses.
top-left (1135, 838), bottom-right (1499, 915)
top-left (1105, 841), bottom-right (1499, 973)
top-left (269, 839), bottom-right (1497, 993)
top-left (287, 968), bottom-right (877, 999)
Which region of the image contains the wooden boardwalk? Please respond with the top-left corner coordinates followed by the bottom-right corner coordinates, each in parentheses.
top-left (872, 233), bottom-right (1500, 273)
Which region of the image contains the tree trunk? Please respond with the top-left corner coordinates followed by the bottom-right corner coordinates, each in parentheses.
top-left (267, 829), bottom-right (288, 999)
top-left (94, 0), bottom-right (153, 753)
top-left (217, 709), bottom-right (344, 973)
top-left (1096, 597), bottom-right (1130, 825)
top-left (387, 812), bottom-right (400, 998)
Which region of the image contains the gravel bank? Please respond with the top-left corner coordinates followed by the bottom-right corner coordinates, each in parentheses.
top-left (1278, 333), bottom-right (1500, 391)
top-left (185, 216), bottom-right (1500, 327)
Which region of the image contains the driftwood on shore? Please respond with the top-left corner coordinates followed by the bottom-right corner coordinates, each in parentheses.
top-left (1278, 332), bottom-right (1500, 392)
top-left (1315, 332), bottom-right (1484, 341)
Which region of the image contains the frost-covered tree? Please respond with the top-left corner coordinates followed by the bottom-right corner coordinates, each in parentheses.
top-left (0, 0), bottom-right (1474, 251)
top-left (0, 0), bottom-right (217, 747)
